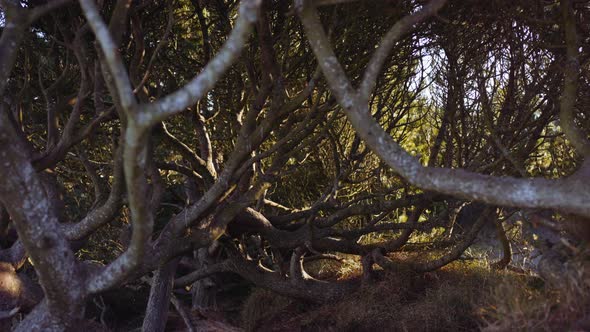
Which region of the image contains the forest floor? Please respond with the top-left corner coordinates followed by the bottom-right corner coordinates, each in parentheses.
top-left (238, 256), bottom-right (590, 332)
top-left (92, 250), bottom-right (589, 332)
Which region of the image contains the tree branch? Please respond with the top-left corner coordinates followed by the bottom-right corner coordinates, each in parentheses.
top-left (79, 0), bottom-right (137, 114)
top-left (559, 0), bottom-right (590, 157)
top-left (140, 0), bottom-right (262, 128)
top-left (298, 0), bottom-right (590, 218)
top-left (358, 0), bottom-right (447, 104)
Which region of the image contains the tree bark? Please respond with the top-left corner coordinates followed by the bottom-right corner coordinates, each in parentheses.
top-left (142, 258), bottom-right (180, 332)
top-left (492, 221), bottom-right (512, 270)
top-left (0, 106), bottom-right (86, 330)
top-left (191, 247), bottom-right (218, 310)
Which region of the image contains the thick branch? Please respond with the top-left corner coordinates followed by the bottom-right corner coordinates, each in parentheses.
top-left (298, 1), bottom-right (590, 218)
top-left (142, 258), bottom-right (179, 332)
top-left (0, 108), bottom-right (84, 318)
top-left (0, 5), bottom-right (27, 97)
top-left (79, 0), bottom-right (137, 114)
top-left (140, 0), bottom-right (262, 128)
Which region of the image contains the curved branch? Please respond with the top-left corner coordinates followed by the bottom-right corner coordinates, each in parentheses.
top-left (64, 145), bottom-right (124, 240)
top-left (174, 261), bottom-right (228, 288)
top-left (80, 0), bottom-right (160, 293)
top-left (140, 0), bottom-right (262, 128)
top-left (358, 0), bottom-right (447, 104)
top-left (298, 0), bottom-right (590, 218)
top-left (79, 0), bottom-right (137, 114)
top-left (410, 207), bottom-right (494, 272)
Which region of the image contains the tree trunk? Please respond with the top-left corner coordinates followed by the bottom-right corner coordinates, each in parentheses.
top-left (492, 220), bottom-right (511, 269)
top-left (14, 301), bottom-right (69, 332)
top-left (1, 106), bottom-right (86, 331)
top-left (142, 258), bottom-right (180, 332)
top-left (191, 247), bottom-right (218, 310)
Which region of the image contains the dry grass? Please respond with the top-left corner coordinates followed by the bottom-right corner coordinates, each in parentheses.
top-left (239, 250), bottom-right (590, 331)
top-left (240, 289), bottom-right (296, 332)
top-left (300, 261), bottom-right (499, 332)
top-left (479, 252), bottom-right (590, 331)
top-left (240, 260), bottom-right (496, 331)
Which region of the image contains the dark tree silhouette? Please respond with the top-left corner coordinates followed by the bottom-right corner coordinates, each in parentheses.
top-left (0, 0), bottom-right (588, 330)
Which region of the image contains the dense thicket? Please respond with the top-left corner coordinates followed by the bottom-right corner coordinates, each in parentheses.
top-left (0, 0), bottom-right (588, 330)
